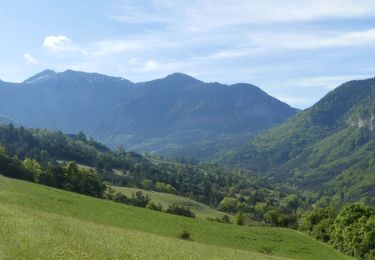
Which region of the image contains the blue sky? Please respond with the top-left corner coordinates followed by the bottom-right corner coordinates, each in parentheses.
top-left (1, 0), bottom-right (375, 108)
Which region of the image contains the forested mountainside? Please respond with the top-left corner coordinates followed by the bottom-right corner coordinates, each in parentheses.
top-left (0, 70), bottom-right (297, 152)
top-left (220, 77), bottom-right (375, 205)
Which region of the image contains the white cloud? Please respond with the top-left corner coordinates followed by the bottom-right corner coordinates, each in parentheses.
top-left (128, 58), bottom-right (159, 71)
top-left (114, 0), bottom-right (375, 31)
top-left (91, 36), bottom-right (176, 56)
top-left (249, 28), bottom-right (375, 50)
top-left (207, 49), bottom-right (256, 60)
top-left (23, 53), bottom-right (37, 64)
top-left (43, 35), bottom-right (73, 53)
top-left (142, 59), bottom-right (159, 71)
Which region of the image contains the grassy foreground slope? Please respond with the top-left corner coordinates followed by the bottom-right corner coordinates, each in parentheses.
top-left (0, 176), bottom-right (349, 260)
top-left (113, 186), bottom-right (226, 219)
top-left (0, 203), bottom-right (274, 260)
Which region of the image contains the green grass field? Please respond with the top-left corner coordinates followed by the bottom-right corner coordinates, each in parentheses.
top-left (0, 175), bottom-right (350, 259)
top-left (113, 186), bottom-right (228, 219)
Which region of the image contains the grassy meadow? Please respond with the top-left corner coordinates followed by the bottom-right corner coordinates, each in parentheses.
top-left (113, 186), bottom-right (227, 219)
top-left (0, 175), bottom-right (350, 259)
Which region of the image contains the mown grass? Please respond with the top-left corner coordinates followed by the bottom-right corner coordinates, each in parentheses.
top-left (113, 186), bottom-right (227, 219)
top-left (0, 176), bottom-right (351, 259)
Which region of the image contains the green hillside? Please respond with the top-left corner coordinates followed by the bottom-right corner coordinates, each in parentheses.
top-left (113, 186), bottom-right (228, 219)
top-left (0, 175), bottom-right (348, 260)
top-left (223, 78), bottom-right (375, 204)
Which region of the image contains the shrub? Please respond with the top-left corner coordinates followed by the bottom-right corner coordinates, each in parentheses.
top-left (130, 191), bottom-right (151, 208)
top-left (221, 214), bottom-right (231, 223)
top-left (234, 212), bottom-right (246, 225)
top-left (207, 215), bottom-right (232, 224)
top-left (146, 201), bottom-right (163, 211)
top-left (178, 230), bottom-right (192, 240)
top-left (166, 204), bottom-right (196, 218)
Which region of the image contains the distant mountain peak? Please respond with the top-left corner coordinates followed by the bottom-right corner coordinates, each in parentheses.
top-left (23, 69), bottom-right (56, 84)
top-left (59, 69), bottom-right (133, 84)
top-left (164, 72), bottom-right (202, 83)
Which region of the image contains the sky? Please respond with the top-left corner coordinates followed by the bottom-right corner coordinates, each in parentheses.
top-left (1, 0), bottom-right (375, 108)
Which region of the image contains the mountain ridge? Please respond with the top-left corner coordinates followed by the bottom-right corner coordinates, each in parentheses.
top-left (0, 69), bottom-right (297, 151)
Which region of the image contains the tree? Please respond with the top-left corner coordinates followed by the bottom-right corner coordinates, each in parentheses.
top-left (47, 164), bottom-right (66, 188)
top-left (0, 145), bottom-right (6, 156)
top-left (131, 191), bottom-right (151, 207)
top-left (234, 212), bottom-right (246, 225)
top-left (0, 146), bottom-right (34, 181)
top-left (332, 203), bottom-right (375, 254)
top-left (285, 194), bottom-right (302, 212)
top-left (165, 184), bottom-right (177, 194)
top-left (300, 207), bottom-right (336, 242)
top-left (166, 204), bottom-right (195, 218)
top-left (62, 161), bottom-right (104, 197)
top-left (63, 161), bottom-right (81, 192)
top-left (221, 214), bottom-right (231, 224)
top-left (77, 131), bottom-right (87, 142)
top-left (22, 158), bottom-right (43, 181)
top-left (265, 209), bottom-right (282, 226)
top-left (141, 178), bottom-right (154, 190)
top-left (219, 197), bottom-right (239, 213)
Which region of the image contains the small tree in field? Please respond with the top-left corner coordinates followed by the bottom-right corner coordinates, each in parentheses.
top-left (234, 212), bottom-right (246, 226)
top-left (221, 214), bottom-right (231, 224)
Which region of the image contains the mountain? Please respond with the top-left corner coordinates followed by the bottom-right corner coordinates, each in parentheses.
top-left (23, 69), bottom-right (57, 83)
top-left (223, 77), bottom-right (375, 205)
top-left (0, 115), bottom-right (17, 125)
top-left (0, 70), bottom-right (297, 152)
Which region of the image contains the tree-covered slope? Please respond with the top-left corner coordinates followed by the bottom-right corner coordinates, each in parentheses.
top-left (0, 124), bottom-right (300, 218)
top-left (225, 77), bottom-right (375, 204)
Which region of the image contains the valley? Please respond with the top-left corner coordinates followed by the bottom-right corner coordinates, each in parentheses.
top-left (2, 2), bottom-right (375, 259)
top-left (1, 73), bottom-right (375, 259)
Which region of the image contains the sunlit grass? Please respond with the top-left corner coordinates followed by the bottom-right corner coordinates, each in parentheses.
top-left (0, 175), bottom-right (350, 259)
top-left (113, 186), bottom-right (227, 219)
